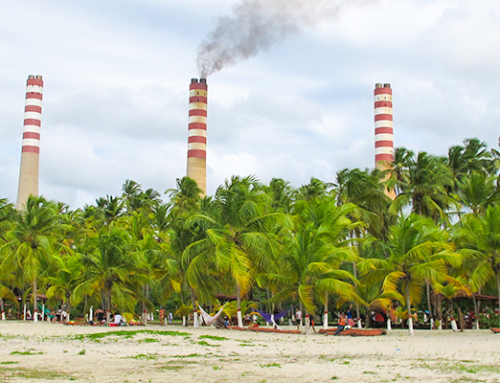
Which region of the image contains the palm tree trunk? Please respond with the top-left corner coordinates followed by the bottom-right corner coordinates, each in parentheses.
top-left (472, 293), bottom-right (479, 330)
top-left (1, 299), bottom-right (5, 320)
top-left (406, 291), bottom-right (414, 335)
top-left (426, 282), bottom-right (433, 330)
top-left (450, 300), bottom-right (458, 331)
top-left (496, 270), bottom-right (500, 328)
top-left (352, 261), bottom-right (362, 329)
top-left (33, 277), bottom-right (38, 323)
top-left (190, 288), bottom-right (199, 328)
top-left (323, 292), bottom-right (328, 330)
top-left (236, 284), bottom-right (243, 328)
top-left (66, 295), bottom-right (71, 323)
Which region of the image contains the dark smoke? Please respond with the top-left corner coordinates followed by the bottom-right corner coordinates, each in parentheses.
top-left (197, 0), bottom-right (375, 78)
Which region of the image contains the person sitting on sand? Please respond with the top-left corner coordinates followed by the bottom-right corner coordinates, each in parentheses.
top-left (335, 313), bottom-right (346, 335)
top-left (114, 312), bottom-right (125, 326)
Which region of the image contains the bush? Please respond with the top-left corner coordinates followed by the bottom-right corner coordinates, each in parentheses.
top-left (478, 309), bottom-right (500, 328)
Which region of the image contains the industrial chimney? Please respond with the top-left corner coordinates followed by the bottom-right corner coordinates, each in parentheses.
top-left (187, 78), bottom-right (208, 195)
top-left (16, 75), bottom-right (44, 210)
top-left (374, 83), bottom-right (395, 199)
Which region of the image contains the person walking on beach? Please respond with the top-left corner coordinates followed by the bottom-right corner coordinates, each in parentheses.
top-left (295, 308), bottom-right (302, 330)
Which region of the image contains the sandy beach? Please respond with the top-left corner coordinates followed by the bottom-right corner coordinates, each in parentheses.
top-left (1, 322), bottom-right (499, 383)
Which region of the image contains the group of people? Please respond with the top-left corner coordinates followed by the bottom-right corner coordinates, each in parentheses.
top-left (158, 308), bottom-right (173, 324)
top-left (290, 306), bottom-right (356, 334)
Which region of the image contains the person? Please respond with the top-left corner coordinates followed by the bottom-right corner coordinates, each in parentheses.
top-left (335, 313), bottom-right (346, 335)
top-left (223, 315), bottom-right (230, 328)
top-left (159, 307), bottom-right (165, 324)
top-left (310, 313), bottom-right (317, 333)
top-left (114, 312), bottom-right (124, 326)
top-left (346, 305), bottom-right (355, 327)
top-left (168, 311), bottom-right (173, 325)
top-left (295, 308), bottom-right (302, 330)
top-left (56, 308), bottom-right (62, 322)
top-left (96, 310), bottom-right (105, 325)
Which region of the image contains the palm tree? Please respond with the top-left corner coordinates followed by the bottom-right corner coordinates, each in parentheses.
top-left (453, 205), bottom-right (500, 327)
top-left (184, 176), bottom-right (291, 327)
top-left (455, 172), bottom-right (499, 217)
top-left (74, 225), bottom-right (145, 322)
top-left (45, 254), bottom-right (84, 322)
top-left (389, 150), bottom-right (456, 222)
top-left (259, 195), bottom-right (360, 331)
top-left (0, 196), bottom-right (68, 322)
top-left (335, 168), bottom-right (393, 326)
top-left (360, 214), bottom-right (460, 335)
top-left (166, 177), bottom-right (207, 327)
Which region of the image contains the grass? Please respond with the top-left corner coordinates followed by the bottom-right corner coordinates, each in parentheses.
top-left (128, 353), bottom-right (160, 360)
top-left (0, 362), bottom-right (19, 365)
top-left (72, 329), bottom-right (190, 341)
top-left (418, 361), bottom-right (500, 375)
top-left (0, 366), bottom-right (73, 380)
top-left (78, 349), bottom-right (86, 355)
top-left (10, 350), bottom-right (43, 355)
top-left (197, 340), bottom-right (220, 347)
top-left (172, 353), bottom-right (202, 358)
top-left (139, 338), bottom-right (160, 343)
top-left (199, 335), bottom-right (229, 341)
top-left (260, 362), bottom-right (281, 368)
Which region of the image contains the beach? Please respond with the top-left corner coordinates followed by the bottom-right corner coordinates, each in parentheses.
top-left (0, 322), bottom-right (499, 382)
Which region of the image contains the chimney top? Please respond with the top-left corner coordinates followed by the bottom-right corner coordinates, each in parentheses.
top-left (28, 75), bottom-right (35, 79)
top-left (200, 78), bottom-right (207, 84)
top-left (36, 75), bottom-right (43, 80)
top-left (191, 78), bottom-right (198, 84)
top-left (383, 83), bottom-right (391, 88)
top-left (375, 83), bottom-right (383, 88)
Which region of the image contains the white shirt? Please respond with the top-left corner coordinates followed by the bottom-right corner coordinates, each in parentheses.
top-left (114, 314), bottom-right (123, 324)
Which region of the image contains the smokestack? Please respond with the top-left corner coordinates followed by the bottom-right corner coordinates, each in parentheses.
top-left (374, 83), bottom-right (394, 168)
top-left (187, 78), bottom-right (208, 195)
top-left (374, 83), bottom-right (395, 199)
top-left (16, 75), bottom-right (44, 210)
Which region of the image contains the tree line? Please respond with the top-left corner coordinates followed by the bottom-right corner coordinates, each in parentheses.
top-left (1, 138), bottom-right (500, 334)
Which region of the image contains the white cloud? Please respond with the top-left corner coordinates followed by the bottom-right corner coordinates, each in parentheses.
top-left (1, 0), bottom-right (499, 208)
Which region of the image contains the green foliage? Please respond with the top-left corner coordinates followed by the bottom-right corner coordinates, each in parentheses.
top-left (1, 140), bottom-right (500, 328)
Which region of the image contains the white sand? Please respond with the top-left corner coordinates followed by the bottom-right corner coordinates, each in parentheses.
top-left (1, 321), bottom-right (499, 382)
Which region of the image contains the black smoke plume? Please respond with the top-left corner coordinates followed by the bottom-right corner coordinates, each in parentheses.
top-left (197, 0), bottom-right (375, 77)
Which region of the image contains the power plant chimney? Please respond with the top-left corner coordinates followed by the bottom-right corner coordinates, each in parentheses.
top-left (374, 83), bottom-right (395, 199)
top-left (187, 78), bottom-right (208, 195)
top-left (16, 75), bottom-right (44, 210)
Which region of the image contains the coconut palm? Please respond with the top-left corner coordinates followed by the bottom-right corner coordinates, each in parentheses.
top-left (259, 195), bottom-right (360, 331)
top-left (74, 225), bottom-right (146, 322)
top-left (45, 254), bottom-right (84, 321)
top-left (184, 176), bottom-right (291, 327)
top-left (0, 196), bottom-right (69, 322)
top-left (360, 214), bottom-right (460, 335)
top-left (389, 150), bottom-right (456, 222)
top-left (453, 205), bottom-right (500, 327)
top-left (455, 172), bottom-right (499, 217)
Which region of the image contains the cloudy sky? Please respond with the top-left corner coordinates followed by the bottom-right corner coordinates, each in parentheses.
top-left (1, 0), bottom-right (499, 208)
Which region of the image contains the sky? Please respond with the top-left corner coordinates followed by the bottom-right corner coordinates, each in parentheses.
top-left (1, 0), bottom-right (499, 209)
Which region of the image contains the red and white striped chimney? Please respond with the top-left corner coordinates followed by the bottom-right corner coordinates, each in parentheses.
top-left (187, 78), bottom-right (207, 195)
top-left (374, 83), bottom-right (393, 169)
top-left (374, 83), bottom-right (394, 169)
top-left (16, 75), bottom-right (43, 210)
